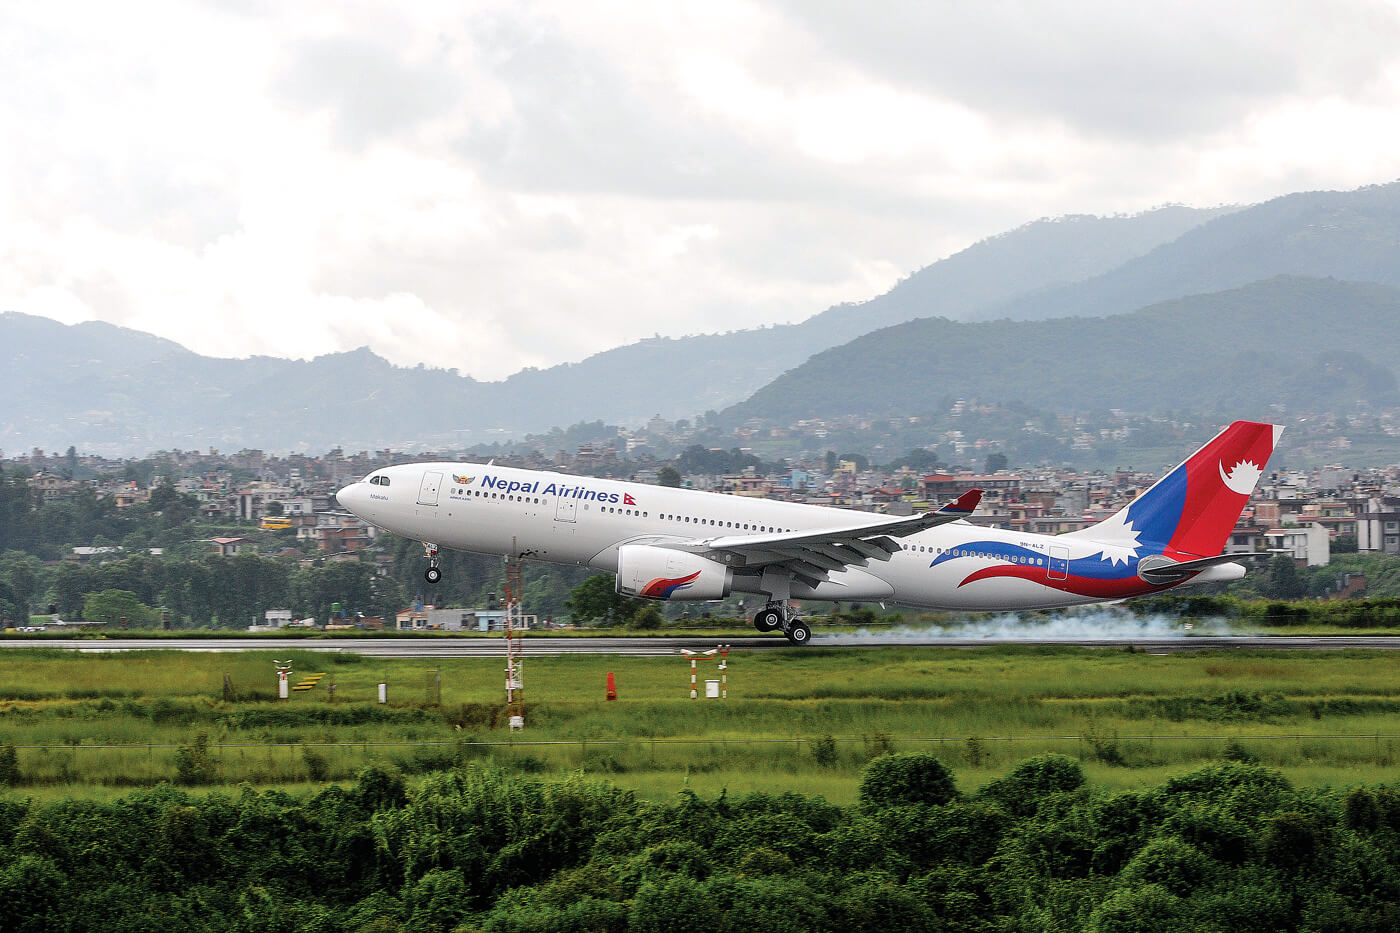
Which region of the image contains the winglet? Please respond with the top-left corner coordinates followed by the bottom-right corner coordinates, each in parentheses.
top-left (939, 488), bottom-right (982, 515)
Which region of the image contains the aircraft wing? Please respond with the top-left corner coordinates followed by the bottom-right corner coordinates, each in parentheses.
top-left (666, 489), bottom-right (982, 588)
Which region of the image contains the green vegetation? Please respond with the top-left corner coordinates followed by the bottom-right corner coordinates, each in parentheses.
top-left (8, 753), bottom-right (1400, 928)
top-left (7, 646), bottom-right (1400, 798)
top-left (9, 644), bottom-right (1400, 925)
top-left (1138, 589), bottom-right (1400, 627)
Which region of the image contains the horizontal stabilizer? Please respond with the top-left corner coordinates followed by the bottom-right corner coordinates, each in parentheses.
top-left (1136, 552), bottom-right (1261, 585)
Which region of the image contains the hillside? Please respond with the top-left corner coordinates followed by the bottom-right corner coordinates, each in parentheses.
top-left (478, 205), bottom-right (1230, 426)
top-left (0, 208), bottom-right (1221, 454)
top-left (8, 182), bottom-right (1400, 456)
top-left (975, 182), bottom-right (1400, 321)
top-left (727, 276), bottom-right (1400, 424)
top-left (0, 314), bottom-right (489, 454)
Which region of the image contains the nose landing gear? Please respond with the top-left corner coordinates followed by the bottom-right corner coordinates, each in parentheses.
top-left (423, 543), bottom-right (441, 584)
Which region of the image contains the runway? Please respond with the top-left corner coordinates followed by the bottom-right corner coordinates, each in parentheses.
top-left (2, 634), bottom-right (1400, 657)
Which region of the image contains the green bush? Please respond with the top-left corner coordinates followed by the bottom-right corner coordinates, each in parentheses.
top-left (1119, 837), bottom-right (1215, 896)
top-left (1160, 761), bottom-right (1293, 804)
top-left (172, 732), bottom-right (216, 786)
top-left (1262, 810), bottom-right (1324, 871)
top-left (302, 745), bottom-right (330, 782)
top-left (405, 869), bottom-right (469, 932)
top-left (352, 763), bottom-right (407, 812)
top-left (0, 745), bottom-right (18, 786)
top-left (1087, 884), bottom-right (1182, 933)
top-left (978, 754), bottom-right (1085, 817)
top-left (859, 753), bottom-right (957, 808)
top-left (1344, 786), bottom-right (1382, 833)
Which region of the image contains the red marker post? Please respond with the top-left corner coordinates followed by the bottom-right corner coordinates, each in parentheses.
top-left (606, 672), bottom-right (617, 700)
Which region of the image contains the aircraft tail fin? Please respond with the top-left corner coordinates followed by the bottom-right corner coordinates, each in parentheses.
top-left (1069, 421), bottom-right (1283, 560)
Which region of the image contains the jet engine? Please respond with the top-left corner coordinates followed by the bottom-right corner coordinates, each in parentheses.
top-left (616, 545), bottom-right (733, 600)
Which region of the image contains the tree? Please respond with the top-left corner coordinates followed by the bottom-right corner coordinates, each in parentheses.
top-left (657, 466), bottom-right (682, 488)
top-left (565, 573), bottom-right (647, 624)
top-left (265, 500), bottom-right (285, 517)
top-left (0, 580), bottom-right (22, 627)
top-left (1264, 554), bottom-right (1306, 600)
top-left (82, 589), bottom-right (156, 626)
top-left (887, 448), bottom-right (941, 473)
top-left (984, 452), bottom-right (1009, 473)
top-left (0, 552), bottom-right (40, 621)
top-left (630, 604), bottom-right (664, 630)
top-left (0, 467), bottom-right (36, 553)
top-left (148, 478), bottom-right (180, 511)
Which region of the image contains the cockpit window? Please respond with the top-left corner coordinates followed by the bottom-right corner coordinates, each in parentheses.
top-left (370, 475), bottom-right (391, 486)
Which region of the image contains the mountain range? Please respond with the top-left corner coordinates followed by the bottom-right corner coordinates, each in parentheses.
top-left (4, 181), bottom-right (1400, 457)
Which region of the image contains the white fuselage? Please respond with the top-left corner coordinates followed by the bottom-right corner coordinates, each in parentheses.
top-left (337, 462), bottom-right (1214, 611)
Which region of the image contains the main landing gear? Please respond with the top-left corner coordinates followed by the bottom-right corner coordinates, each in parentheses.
top-left (752, 602), bottom-right (811, 645)
top-left (423, 543), bottom-right (441, 584)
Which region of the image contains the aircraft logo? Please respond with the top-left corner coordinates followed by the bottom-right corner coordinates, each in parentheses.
top-left (624, 493), bottom-right (636, 506)
top-left (1219, 460), bottom-right (1262, 496)
top-left (1087, 511), bottom-right (1141, 566)
top-left (452, 474), bottom-right (476, 486)
top-left (640, 571), bottom-right (700, 599)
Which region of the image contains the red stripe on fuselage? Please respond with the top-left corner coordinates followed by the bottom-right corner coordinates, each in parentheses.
top-left (958, 565), bottom-right (1169, 599)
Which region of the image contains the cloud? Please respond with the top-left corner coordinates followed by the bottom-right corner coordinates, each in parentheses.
top-left (770, 0), bottom-right (1400, 140)
top-left (274, 36), bottom-right (464, 149)
top-left (4, 0), bottom-right (1400, 388)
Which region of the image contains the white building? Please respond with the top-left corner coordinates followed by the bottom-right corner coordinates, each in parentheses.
top-left (1265, 523), bottom-right (1331, 567)
top-left (248, 608), bottom-right (295, 632)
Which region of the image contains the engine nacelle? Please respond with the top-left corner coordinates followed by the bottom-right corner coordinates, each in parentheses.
top-left (616, 545), bottom-right (733, 601)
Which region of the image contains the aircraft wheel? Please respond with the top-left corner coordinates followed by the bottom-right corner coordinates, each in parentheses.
top-left (753, 608), bottom-right (783, 632)
top-left (425, 566), bottom-right (442, 584)
top-left (785, 621), bottom-right (812, 645)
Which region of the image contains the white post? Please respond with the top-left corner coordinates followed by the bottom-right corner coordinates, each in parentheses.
top-left (274, 660), bottom-right (293, 701)
top-left (378, 682), bottom-right (387, 704)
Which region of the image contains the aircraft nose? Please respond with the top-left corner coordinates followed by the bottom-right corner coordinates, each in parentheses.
top-left (337, 481), bottom-right (367, 515)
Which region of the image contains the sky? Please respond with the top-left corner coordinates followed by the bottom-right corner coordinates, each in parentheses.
top-left (4, 1), bottom-right (1400, 382)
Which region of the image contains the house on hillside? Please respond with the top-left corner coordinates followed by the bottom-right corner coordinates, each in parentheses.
top-left (209, 537), bottom-right (248, 557)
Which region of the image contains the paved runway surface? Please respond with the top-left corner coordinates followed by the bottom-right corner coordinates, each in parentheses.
top-left (3, 635), bottom-right (1400, 657)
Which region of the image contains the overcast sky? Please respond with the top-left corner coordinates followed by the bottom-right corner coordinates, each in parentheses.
top-left (4, 1), bottom-right (1400, 381)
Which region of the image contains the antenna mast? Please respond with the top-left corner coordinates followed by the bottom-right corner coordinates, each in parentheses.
top-left (503, 556), bottom-right (525, 729)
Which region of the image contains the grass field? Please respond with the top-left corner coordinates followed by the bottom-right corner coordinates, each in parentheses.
top-left (6, 644), bottom-right (1400, 803)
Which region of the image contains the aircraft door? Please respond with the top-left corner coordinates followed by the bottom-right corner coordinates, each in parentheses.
top-left (417, 471), bottom-right (444, 506)
top-left (554, 496), bottom-right (577, 523)
top-left (1048, 545), bottom-right (1069, 581)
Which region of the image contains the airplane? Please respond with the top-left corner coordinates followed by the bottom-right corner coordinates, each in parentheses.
top-left (336, 420), bottom-right (1282, 644)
